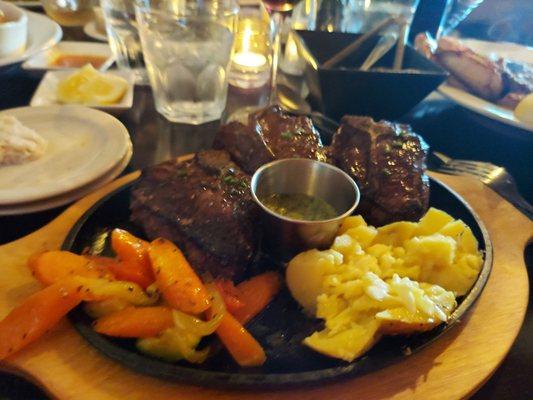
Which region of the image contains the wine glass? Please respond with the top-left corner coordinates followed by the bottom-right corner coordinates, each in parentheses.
top-left (438, 0), bottom-right (484, 37)
top-left (41, 0), bottom-right (96, 27)
top-left (261, 0), bottom-right (301, 103)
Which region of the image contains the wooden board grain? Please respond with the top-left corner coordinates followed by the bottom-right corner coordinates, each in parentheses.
top-left (0, 171), bottom-right (530, 400)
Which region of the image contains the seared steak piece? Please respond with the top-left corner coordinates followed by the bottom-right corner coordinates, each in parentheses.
top-left (130, 150), bottom-right (258, 280)
top-left (331, 116), bottom-right (429, 226)
top-left (214, 105), bottom-right (328, 174)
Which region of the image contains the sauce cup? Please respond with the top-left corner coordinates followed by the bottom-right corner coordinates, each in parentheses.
top-left (251, 158), bottom-right (360, 261)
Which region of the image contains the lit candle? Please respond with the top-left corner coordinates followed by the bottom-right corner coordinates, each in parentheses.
top-left (232, 26), bottom-right (268, 71)
top-left (228, 13), bottom-right (271, 89)
top-left (233, 51), bottom-right (268, 69)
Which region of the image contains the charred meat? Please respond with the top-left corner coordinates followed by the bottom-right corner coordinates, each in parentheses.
top-left (214, 105), bottom-right (328, 174)
top-left (130, 150), bottom-right (258, 280)
top-left (331, 116), bottom-right (430, 226)
top-left (434, 36), bottom-right (505, 101)
top-left (415, 33), bottom-right (532, 109)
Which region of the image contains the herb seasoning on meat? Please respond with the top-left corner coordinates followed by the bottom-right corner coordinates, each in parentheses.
top-left (260, 193), bottom-right (338, 221)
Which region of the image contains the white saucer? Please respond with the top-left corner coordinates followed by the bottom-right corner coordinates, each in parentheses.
top-left (0, 105), bottom-right (131, 205)
top-left (83, 20), bottom-right (108, 42)
top-left (22, 41), bottom-right (114, 72)
top-left (0, 144), bottom-right (132, 215)
top-left (30, 70), bottom-right (134, 113)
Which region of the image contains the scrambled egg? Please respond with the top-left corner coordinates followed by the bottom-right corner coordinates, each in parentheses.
top-left (286, 208), bottom-right (484, 362)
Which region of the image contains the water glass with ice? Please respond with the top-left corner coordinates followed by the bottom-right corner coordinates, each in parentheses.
top-left (135, 0), bottom-right (239, 125)
top-left (100, 0), bottom-right (148, 84)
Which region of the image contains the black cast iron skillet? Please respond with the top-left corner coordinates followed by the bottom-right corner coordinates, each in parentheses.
top-left (62, 174), bottom-right (492, 389)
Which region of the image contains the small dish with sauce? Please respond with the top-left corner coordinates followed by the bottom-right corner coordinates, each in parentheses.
top-left (22, 41), bottom-right (114, 75)
top-left (251, 158), bottom-right (360, 260)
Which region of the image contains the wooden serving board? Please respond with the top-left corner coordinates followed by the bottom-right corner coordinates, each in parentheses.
top-left (0, 171), bottom-right (530, 400)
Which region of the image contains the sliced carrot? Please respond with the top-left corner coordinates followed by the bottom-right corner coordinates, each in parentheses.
top-left (94, 306), bottom-right (174, 338)
top-left (0, 279), bottom-right (82, 360)
top-left (88, 256), bottom-right (154, 289)
top-left (215, 279), bottom-right (245, 314)
top-left (148, 238), bottom-right (211, 314)
top-left (213, 311), bottom-right (266, 367)
top-left (111, 229), bottom-right (154, 283)
top-left (28, 251), bottom-right (113, 286)
top-left (233, 271), bottom-right (282, 324)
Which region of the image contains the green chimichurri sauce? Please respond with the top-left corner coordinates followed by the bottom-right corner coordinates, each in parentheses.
top-left (260, 193), bottom-right (338, 221)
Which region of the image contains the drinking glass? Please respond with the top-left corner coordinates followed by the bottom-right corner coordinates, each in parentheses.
top-left (333, 0), bottom-right (420, 33)
top-left (262, 0), bottom-right (301, 103)
top-left (42, 0), bottom-right (95, 27)
top-left (438, 0), bottom-right (484, 37)
top-left (135, 0), bottom-right (239, 125)
top-left (100, 0), bottom-right (148, 85)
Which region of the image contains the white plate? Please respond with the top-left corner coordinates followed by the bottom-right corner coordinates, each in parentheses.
top-left (22, 41), bottom-right (114, 72)
top-left (438, 39), bottom-right (533, 132)
top-left (0, 105), bottom-right (131, 204)
top-left (30, 69), bottom-right (134, 113)
top-left (439, 85), bottom-right (533, 132)
top-left (84, 20), bottom-right (107, 42)
top-left (461, 38), bottom-right (533, 65)
top-left (0, 145), bottom-right (132, 215)
top-left (0, 8), bottom-right (62, 68)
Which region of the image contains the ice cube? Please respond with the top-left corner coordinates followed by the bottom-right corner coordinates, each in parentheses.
top-left (163, 63), bottom-right (196, 102)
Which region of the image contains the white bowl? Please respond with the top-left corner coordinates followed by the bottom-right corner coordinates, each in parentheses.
top-left (0, 1), bottom-right (27, 57)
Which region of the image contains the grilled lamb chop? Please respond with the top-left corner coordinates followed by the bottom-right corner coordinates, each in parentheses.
top-left (214, 105), bottom-right (328, 174)
top-left (415, 34), bottom-right (532, 106)
top-left (130, 150), bottom-right (258, 280)
top-left (331, 116), bottom-right (429, 226)
top-left (434, 37), bottom-right (505, 101)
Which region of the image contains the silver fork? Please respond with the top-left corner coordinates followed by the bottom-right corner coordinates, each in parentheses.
top-left (432, 152), bottom-right (533, 220)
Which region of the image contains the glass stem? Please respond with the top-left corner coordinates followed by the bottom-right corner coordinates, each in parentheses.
top-left (269, 11), bottom-right (283, 106)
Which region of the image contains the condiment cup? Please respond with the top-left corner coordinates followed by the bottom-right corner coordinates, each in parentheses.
top-left (251, 158), bottom-right (360, 261)
top-left (0, 2), bottom-right (27, 58)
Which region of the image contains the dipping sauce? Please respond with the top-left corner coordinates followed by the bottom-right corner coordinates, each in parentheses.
top-left (50, 54), bottom-right (107, 69)
top-left (260, 193), bottom-right (338, 221)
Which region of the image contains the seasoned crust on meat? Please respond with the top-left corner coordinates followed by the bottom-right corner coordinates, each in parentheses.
top-left (130, 150), bottom-right (258, 280)
top-left (331, 116), bottom-right (430, 226)
top-left (214, 105), bottom-right (328, 174)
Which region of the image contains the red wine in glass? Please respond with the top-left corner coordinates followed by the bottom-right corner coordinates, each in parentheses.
top-left (262, 0), bottom-right (300, 13)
